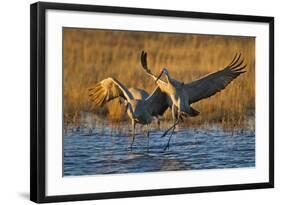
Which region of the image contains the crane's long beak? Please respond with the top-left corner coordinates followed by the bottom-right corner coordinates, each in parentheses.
top-left (155, 70), bottom-right (164, 83)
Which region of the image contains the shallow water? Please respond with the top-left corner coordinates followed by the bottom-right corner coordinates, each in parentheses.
top-left (64, 125), bottom-right (255, 176)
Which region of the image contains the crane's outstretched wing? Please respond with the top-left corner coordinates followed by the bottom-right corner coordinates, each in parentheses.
top-left (184, 54), bottom-right (246, 104)
top-left (145, 86), bottom-right (171, 116)
top-left (88, 77), bottom-right (133, 106)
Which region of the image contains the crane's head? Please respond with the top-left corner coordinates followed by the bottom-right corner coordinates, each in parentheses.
top-left (163, 68), bottom-right (169, 75)
top-left (155, 67), bottom-right (169, 83)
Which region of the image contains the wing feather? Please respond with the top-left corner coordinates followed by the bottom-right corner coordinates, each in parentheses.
top-left (145, 86), bottom-right (171, 116)
top-left (184, 54), bottom-right (246, 104)
top-left (88, 77), bottom-right (133, 106)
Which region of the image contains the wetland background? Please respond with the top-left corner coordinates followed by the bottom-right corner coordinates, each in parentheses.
top-left (63, 28), bottom-right (255, 176)
top-left (63, 28), bottom-right (255, 128)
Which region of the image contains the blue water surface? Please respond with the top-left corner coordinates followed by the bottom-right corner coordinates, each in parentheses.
top-left (63, 125), bottom-right (255, 176)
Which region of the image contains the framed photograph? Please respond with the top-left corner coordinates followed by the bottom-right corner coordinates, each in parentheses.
top-left (30, 1), bottom-right (274, 203)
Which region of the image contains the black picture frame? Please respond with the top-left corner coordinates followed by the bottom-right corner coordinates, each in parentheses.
top-left (30, 1), bottom-right (274, 203)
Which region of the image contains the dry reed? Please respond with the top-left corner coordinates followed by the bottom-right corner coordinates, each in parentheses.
top-left (63, 28), bottom-right (255, 128)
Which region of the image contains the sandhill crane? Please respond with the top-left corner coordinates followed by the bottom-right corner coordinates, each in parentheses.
top-left (129, 88), bottom-right (149, 99)
top-left (140, 51), bottom-right (246, 150)
top-left (88, 77), bottom-right (170, 149)
top-left (124, 88), bottom-right (161, 129)
top-left (121, 88), bottom-right (149, 114)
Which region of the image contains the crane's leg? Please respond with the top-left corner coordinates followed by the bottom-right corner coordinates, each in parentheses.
top-left (164, 101), bottom-right (191, 150)
top-left (164, 108), bottom-right (180, 150)
top-left (129, 120), bottom-right (136, 150)
top-left (160, 105), bottom-right (178, 138)
top-left (160, 120), bottom-right (179, 138)
top-left (146, 124), bottom-right (150, 151)
top-left (157, 117), bottom-right (161, 130)
top-left (164, 122), bottom-right (177, 151)
top-left (165, 102), bottom-right (191, 150)
top-left (161, 105), bottom-right (180, 150)
top-left (152, 116), bottom-right (161, 130)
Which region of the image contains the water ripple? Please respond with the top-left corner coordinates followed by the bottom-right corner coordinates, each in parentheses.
top-left (64, 126), bottom-right (255, 176)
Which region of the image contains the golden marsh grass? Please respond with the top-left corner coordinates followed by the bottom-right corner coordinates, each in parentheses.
top-left (63, 28), bottom-right (255, 128)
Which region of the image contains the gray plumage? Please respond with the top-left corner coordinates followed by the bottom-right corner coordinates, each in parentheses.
top-left (183, 53), bottom-right (246, 104)
top-left (123, 88), bottom-right (162, 127)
